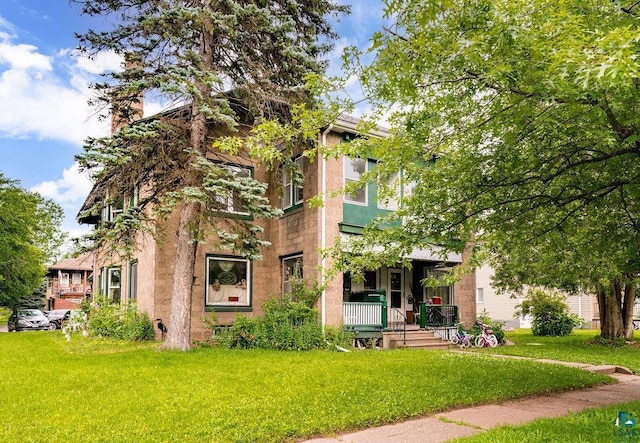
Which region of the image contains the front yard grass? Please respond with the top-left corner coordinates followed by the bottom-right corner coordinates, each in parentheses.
top-left (452, 400), bottom-right (640, 443)
top-left (484, 329), bottom-right (640, 373)
top-left (0, 306), bottom-right (9, 325)
top-left (0, 332), bottom-right (610, 443)
top-left (449, 329), bottom-right (640, 443)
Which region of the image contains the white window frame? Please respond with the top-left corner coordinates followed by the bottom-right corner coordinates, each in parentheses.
top-left (206, 256), bottom-right (251, 307)
top-left (294, 156), bottom-right (304, 205)
top-left (215, 165), bottom-right (252, 215)
top-left (281, 157), bottom-right (304, 210)
top-left (107, 267), bottom-right (121, 303)
top-left (476, 287), bottom-right (484, 304)
top-left (377, 170), bottom-right (400, 211)
top-left (108, 195), bottom-right (124, 221)
top-left (282, 254), bottom-right (303, 294)
top-left (344, 157), bottom-right (368, 205)
top-left (71, 272), bottom-right (82, 286)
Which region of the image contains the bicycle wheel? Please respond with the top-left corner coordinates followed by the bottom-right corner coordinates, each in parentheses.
top-left (450, 334), bottom-right (460, 345)
top-left (475, 335), bottom-right (485, 348)
top-left (460, 336), bottom-right (471, 348)
top-left (487, 335), bottom-right (499, 348)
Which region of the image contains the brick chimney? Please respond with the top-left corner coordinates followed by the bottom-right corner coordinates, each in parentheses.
top-left (111, 53), bottom-right (144, 133)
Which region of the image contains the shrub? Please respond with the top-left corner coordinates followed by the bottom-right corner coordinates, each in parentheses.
top-left (515, 289), bottom-right (579, 337)
top-left (210, 274), bottom-right (343, 351)
top-left (324, 325), bottom-right (355, 351)
top-left (85, 297), bottom-right (154, 341)
top-left (214, 297), bottom-right (326, 350)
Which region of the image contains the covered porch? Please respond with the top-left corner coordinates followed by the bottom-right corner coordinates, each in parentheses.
top-left (342, 290), bottom-right (460, 349)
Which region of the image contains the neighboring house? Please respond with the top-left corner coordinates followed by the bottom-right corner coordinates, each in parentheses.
top-left (78, 111), bottom-right (476, 344)
top-left (475, 264), bottom-right (601, 329)
top-left (45, 254), bottom-right (93, 310)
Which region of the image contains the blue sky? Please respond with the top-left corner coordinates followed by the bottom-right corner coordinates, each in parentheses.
top-left (0, 0), bottom-right (386, 239)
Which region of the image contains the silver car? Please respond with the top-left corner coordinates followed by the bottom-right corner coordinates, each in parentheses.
top-left (7, 309), bottom-right (55, 331)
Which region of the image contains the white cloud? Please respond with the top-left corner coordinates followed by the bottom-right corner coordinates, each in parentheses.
top-left (30, 162), bottom-right (93, 204)
top-left (0, 32), bottom-right (112, 145)
top-left (73, 49), bottom-right (122, 75)
top-left (0, 41), bottom-right (51, 70)
top-left (30, 162), bottom-right (95, 237)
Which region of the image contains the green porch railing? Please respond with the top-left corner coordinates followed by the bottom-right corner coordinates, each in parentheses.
top-left (419, 303), bottom-right (458, 328)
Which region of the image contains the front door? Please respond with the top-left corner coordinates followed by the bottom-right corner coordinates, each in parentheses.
top-left (388, 269), bottom-right (404, 323)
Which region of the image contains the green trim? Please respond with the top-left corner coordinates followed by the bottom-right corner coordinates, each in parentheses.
top-left (338, 223), bottom-right (365, 235)
top-left (128, 259), bottom-right (138, 301)
top-left (205, 306), bottom-right (253, 313)
top-left (282, 202), bottom-right (303, 214)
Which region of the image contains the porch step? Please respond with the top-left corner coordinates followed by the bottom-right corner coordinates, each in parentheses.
top-left (383, 329), bottom-right (451, 350)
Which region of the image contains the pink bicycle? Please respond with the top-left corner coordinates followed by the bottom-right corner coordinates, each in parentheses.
top-left (475, 322), bottom-right (498, 348)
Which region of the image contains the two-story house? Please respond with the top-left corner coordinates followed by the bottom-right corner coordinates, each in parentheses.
top-left (78, 111), bottom-right (476, 346)
top-left (45, 254), bottom-right (93, 310)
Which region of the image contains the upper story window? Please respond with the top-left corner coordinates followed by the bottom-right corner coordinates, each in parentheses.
top-left (129, 185), bottom-right (139, 208)
top-left (377, 171), bottom-right (400, 211)
top-left (282, 157), bottom-right (304, 210)
top-left (102, 187), bottom-right (138, 223)
top-left (215, 165), bottom-right (252, 215)
top-left (102, 194), bottom-right (124, 222)
top-left (344, 157), bottom-right (367, 205)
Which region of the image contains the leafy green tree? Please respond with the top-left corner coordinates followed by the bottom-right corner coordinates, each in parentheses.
top-left (0, 174), bottom-right (65, 308)
top-left (323, 0), bottom-right (640, 339)
top-left (73, 0), bottom-right (347, 350)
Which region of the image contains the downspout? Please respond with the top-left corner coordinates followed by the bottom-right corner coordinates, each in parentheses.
top-left (320, 124), bottom-right (333, 329)
top-left (578, 294), bottom-right (582, 321)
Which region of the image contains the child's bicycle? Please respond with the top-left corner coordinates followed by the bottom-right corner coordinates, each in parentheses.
top-left (474, 322), bottom-right (499, 348)
top-left (449, 323), bottom-right (473, 348)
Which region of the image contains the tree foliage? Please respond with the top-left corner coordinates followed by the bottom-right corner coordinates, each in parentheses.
top-left (325, 0), bottom-right (640, 339)
top-left (0, 173), bottom-right (65, 308)
top-left (73, 0), bottom-right (347, 349)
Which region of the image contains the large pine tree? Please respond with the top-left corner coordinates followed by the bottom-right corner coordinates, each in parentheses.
top-left (74, 0), bottom-right (348, 350)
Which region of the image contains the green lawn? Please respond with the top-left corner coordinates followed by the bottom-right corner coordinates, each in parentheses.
top-left (0, 332), bottom-right (610, 443)
top-left (450, 329), bottom-right (640, 442)
top-left (0, 306), bottom-right (9, 325)
top-left (453, 400), bottom-right (640, 443)
top-left (484, 329), bottom-right (640, 373)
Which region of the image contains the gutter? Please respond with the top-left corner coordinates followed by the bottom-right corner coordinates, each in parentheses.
top-left (320, 123), bottom-right (333, 329)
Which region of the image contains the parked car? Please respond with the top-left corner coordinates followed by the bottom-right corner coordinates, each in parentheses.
top-left (46, 309), bottom-right (73, 329)
top-left (8, 309), bottom-right (55, 332)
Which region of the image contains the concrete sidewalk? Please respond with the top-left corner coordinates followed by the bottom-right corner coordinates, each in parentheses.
top-left (303, 365), bottom-right (640, 443)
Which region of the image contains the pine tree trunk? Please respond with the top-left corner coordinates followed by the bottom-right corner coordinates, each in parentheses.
top-left (160, 18), bottom-right (211, 351)
top-left (161, 201), bottom-right (199, 351)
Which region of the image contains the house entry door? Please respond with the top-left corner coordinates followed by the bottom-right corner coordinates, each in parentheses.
top-left (388, 269), bottom-right (404, 323)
